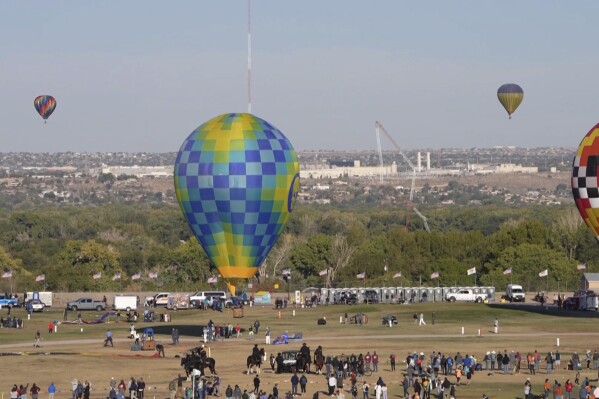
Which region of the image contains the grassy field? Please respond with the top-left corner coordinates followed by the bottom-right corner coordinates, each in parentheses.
top-left (1, 301), bottom-right (598, 399)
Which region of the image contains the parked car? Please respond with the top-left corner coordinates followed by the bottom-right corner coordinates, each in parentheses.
top-left (25, 298), bottom-right (46, 312)
top-left (0, 294), bottom-right (19, 308)
top-left (445, 289), bottom-right (485, 303)
top-left (66, 298), bottom-right (107, 311)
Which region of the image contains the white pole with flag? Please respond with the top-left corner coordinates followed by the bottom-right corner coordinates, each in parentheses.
top-left (539, 269), bottom-right (549, 293)
top-left (467, 267), bottom-right (477, 286)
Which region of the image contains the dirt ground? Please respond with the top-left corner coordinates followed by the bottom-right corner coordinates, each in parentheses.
top-left (1, 302), bottom-right (598, 399)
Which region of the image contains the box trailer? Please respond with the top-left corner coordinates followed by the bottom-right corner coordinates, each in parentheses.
top-left (114, 295), bottom-right (138, 311)
top-left (27, 291), bottom-right (53, 307)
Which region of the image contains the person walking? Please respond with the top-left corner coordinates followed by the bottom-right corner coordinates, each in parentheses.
top-left (389, 353), bottom-right (396, 371)
top-left (329, 375), bottom-right (337, 396)
top-left (418, 313), bottom-right (426, 326)
top-left (493, 318), bottom-right (499, 334)
top-left (34, 330), bottom-right (42, 348)
top-left (265, 327), bottom-right (271, 345)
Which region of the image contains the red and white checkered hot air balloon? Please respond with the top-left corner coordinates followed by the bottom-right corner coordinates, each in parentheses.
top-left (572, 123), bottom-right (599, 240)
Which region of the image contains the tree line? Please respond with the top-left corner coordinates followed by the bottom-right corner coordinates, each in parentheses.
top-left (0, 203), bottom-right (596, 294)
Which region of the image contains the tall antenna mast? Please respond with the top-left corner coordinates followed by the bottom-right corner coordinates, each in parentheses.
top-left (247, 0), bottom-right (252, 114)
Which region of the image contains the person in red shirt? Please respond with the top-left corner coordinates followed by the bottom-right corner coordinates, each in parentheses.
top-left (48, 321), bottom-right (54, 334)
top-left (365, 352), bottom-right (372, 370)
top-left (372, 352), bottom-right (379, 372)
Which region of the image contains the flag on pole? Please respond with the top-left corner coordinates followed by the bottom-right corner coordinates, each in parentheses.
top-left (430, 272), bottom-right (440, 279)
top-left (207, 276), bottom-right (218, 284)
top-left (281, 268), bottom-right (291, 276)
top-left (356, 272), bottom-right (366, 279)
top-left (35, 274), bottom-right (45, 282)
top-left (393, 272), bottom-right (402, 279)
top-left (149, 272), bottom-right (158, 279)
top-left (112, 272), bottom-right (121, 281)
top-left (503, 268), bottom-right (512, 275)
top-left (318, 269), bottom-right (328, 276)
top-left (467, 267), bottom-right (476, 276)
top-left (92, 272), bottom-right (102, 280)
top-left (131, 272), bottom-right (141, 280)
top-left (1, 270), bottom-right (12, 279)
top-left (577, 264), bottom-right (587, 270)
top-left (539, 269), bottom-right (548, 277)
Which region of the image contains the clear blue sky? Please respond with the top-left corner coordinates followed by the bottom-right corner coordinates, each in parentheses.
top-left (1, 1), bottom-right (598, 152)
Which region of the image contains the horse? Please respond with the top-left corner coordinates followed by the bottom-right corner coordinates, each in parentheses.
top-left (181, 354), bottom-right (217, 376)
top-left (247, 347), bottom-right (265, 374)
top-left (295, 352), bottom-right (311, 373)
top-left (314, 353), bottom-right (325, 374)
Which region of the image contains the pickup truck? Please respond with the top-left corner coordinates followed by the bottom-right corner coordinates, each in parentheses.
top-left (0, 294), bottom-right (19, 308)
top-left (445, 289), bottom-right (485, 303)
top-left (67, 298), bottom-right (107, 311)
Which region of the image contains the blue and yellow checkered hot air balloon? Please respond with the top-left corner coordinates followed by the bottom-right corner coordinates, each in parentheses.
top-left (174, 113), bottom-right (300, 295)
top-left (497, 83), bottom-right (524, 119)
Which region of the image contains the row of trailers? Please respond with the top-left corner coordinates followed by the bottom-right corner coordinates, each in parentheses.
top-left (319, 286), bottom-right (496, 304)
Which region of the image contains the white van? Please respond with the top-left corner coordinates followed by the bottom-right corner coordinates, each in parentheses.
top-left (189, 291), bottom-right (226, 308)
top-left (506, 284), bottom-right (526, 302)
top-left (114, 295), bottom-right (138, 311)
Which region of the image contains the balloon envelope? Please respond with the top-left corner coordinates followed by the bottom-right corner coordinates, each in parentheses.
top-left (174, 113), bottom-right (300, 285)
top-left (497, 84), bottom-right (523, 118)
top-left (34, 95), bottom-right (57, 120)
top-left (572, 122), bottom-right (599, 240)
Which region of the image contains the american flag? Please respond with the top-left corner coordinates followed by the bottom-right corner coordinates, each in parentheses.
top-left (503, 268), bottom-right (512, 275)
top-left (2, 270), bottom-right (12, 279)
top-left (149, 272), bottom-right (158, 279)
top-left (393, 272), bottom-right (402, 278)
top-left (112, 272), bottom-right (122, 281)
top-left (281, 268), bottom-right (291, 276)
top-left (318, 269), bottom-right (328, 276)
top-left (356, 272), bottom-right (366, 279)
top-left (92, 272), bottom-right (102, 280)
top-left (577, 264), bottom-right (587, 270)
top-left (207, 276), bottom-right (218, 284)
top-left (35, 274), bottom-right (45, 282)
top-left (131, 272), bottom-right (141, 280)
top-left (539, 269), bottom-right (548, 277)
top-left (467, 267), bottom-right (476, 276)
top-left (430, 272), bottom-right (440, 279)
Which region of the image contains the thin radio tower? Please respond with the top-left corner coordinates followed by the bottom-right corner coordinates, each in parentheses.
top-left (247, 0), bottom-right (252, 114)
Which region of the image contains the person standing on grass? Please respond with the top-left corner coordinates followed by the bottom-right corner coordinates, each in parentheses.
top-left (361, 381), bottom-right (369, 399)
top-left (372, 352), bottom-right (379, 372)
top-left (493, 318), bottom-right (499, 334)
top-left (290, 373), bottom-right (299, 396)
top-left (253, 375), bottom-right (260, 394)
top-left (47, 383), bottom-right (56, 399)
top-left (299, 374), bottom-right (308, 394)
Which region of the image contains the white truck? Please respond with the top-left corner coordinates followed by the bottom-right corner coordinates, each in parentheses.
top-left (506, 284), bottom-right (526, 302)
top-left (445, 289), bottom-right (485, 303)
top-left (114, 295), bottom-right (138, 311)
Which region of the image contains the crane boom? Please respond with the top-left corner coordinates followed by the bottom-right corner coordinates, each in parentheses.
top-left (375, 121), bottom-right (430, 233)
top-left (413, 207), bottom-right (431, 232)
top-left (375, 121), bottom-right (416, 171)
